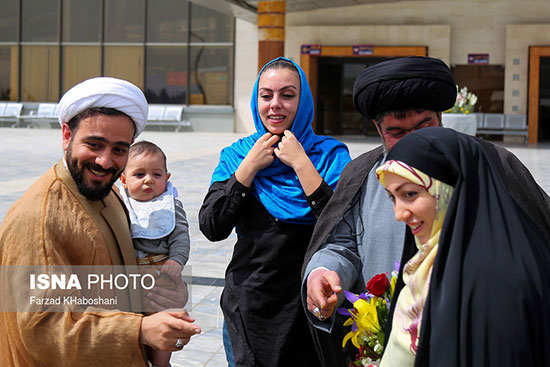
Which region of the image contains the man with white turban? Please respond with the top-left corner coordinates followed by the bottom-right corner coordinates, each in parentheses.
top-left (0, 77), bottom-right (200, 367)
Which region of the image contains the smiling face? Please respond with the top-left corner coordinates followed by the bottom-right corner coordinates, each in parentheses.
top-left (375, 110), bottom-right (441, 152)
top-left (121, 151), bottom-right (170, 202)
top-left (257, 67), bottom-right (300, 135)
top-left (383, 172), bottom-right (437, 244)
top-left (63, 114), bottom-right (134, 201)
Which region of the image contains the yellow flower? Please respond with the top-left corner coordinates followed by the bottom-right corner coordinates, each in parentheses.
top-left (390, 276), bottom-right (397, 298)
top-left (342, 296), bottom-right (381, 349)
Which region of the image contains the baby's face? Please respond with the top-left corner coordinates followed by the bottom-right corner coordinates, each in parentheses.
top-left (121, 152), bottom-right (170, 201)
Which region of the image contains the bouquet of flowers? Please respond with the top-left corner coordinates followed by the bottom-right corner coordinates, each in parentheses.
top-left (449, 85), bottom-right (478, 114)
top-left (338, 263), bottom-right (399, 367)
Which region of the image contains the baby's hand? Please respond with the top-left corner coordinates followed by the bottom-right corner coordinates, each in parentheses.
top-left (161, 260), bottom-right (183, 280)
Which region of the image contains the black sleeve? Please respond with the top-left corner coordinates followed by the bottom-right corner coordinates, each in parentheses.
top-left (305, 180), bottom-right (334, 218)
top-left (481, 140), bottom-right (550, 240)
top-left (198, 175), bottom-right (251, 242)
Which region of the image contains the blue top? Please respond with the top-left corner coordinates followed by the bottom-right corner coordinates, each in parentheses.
top-left (211, 57), bottom-right (351, 224)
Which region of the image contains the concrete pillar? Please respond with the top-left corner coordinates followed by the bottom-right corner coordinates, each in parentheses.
top-left (257, 0), bottom-right (285, 71)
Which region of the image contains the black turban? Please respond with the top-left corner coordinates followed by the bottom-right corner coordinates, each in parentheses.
top-left (353, 56), bottom-right (457, 120)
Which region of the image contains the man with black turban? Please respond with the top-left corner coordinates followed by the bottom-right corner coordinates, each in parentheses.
top-left (300, 56), bottom-right (550, 366)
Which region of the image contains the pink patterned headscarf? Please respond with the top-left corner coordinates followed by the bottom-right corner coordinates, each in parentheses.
top-left (376, 160), bottom-right (454, 365)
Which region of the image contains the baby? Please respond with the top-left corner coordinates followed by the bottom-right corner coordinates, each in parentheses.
top-left (120, 140), bottom-right (190, 367)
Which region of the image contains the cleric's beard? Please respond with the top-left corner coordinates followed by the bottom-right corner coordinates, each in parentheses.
top-left (66, 145), bottom-right (122, 201)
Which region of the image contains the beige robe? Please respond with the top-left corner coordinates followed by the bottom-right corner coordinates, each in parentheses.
top-left (0, 161), bottom-right (148, 367)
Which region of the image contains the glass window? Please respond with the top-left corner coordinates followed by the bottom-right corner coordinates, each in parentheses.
top-left (104, 0), bottom-right (145, 43)
top-left (21, 46), bottom-right (60, 101)
top-left (0, 0), bottom-right (18, 42)
top-left (62, 0), bottom-right (101, 42)
top-left (190, 4), bottom-right (233, 43)
top-left (22, 0), bottom-right (59, 42)
top-left (0, 46), bottom-right (17, 100)
top-left (62, 46), bottom-right (101, 94)
top-left (145, 46), bottom-right (187, 104)
top-left (104, 46), bottom-right (144, 89)
top-left (147, 0), bottom-right (188, 43)
top-left (189, 46), bottom-right (232, 105)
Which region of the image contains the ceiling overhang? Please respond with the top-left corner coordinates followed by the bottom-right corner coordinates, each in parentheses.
top-left (194, 0), bottom-right (407, 23)
top-left (187, 0), bottom-right (257, 23)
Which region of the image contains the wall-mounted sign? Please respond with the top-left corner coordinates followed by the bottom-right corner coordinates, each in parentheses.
top-left (468, 53), bottom-right (489, 65)
top-left (301, 44), bottom-right (322, 55)
top-left (352, 45), bottom-right (374, 56)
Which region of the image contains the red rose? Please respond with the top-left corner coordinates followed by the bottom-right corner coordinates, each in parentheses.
top-left (366, 273), bottom-right (390, 297)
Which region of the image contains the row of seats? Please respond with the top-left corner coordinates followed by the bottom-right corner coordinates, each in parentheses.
top-left (147, 105), bottom-right (190, 132)
top-left (0, 102), bottom-right (191, 131)
top-left (475, 113), bottom-right (527, 136)
top-left (0, 102), bottom-right (23, 118)
top-left (0, 103), bottom-right (58, 128)
top-left (33, 103), bottom-right (59, 118)
top-left (1, 104), bottom-right (526, 137)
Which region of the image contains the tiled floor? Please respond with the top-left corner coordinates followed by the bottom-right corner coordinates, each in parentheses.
top-left (1, 127), bottom-right (549, 366)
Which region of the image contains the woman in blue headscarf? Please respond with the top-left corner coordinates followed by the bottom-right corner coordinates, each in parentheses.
top-left (199, 57), bottom-right (351, 366)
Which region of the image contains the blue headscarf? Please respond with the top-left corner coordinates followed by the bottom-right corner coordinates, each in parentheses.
top-left (211, 57), bottom-right (351, 224)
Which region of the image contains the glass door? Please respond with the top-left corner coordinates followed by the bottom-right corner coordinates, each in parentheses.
top-left (539, 57), bottom-right (550, 141)
top-left (316, 57), bottom-right (388, 135)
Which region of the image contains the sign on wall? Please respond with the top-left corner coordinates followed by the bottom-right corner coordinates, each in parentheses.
top-left (468, 53), bottom-right (490, 65)
top-left (301, 44), bottom-right (322, 55)
top-left (352, 45), bottom-right (374, 56)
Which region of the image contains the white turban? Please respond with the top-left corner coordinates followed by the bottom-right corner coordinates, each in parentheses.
top-left (57, 77), bottom-right (148, 138)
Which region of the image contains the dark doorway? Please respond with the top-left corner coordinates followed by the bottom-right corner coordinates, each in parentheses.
top-left (451, 65), bottom-right (505, 113)
top-left (316, 57), bottom-right (390, 135)
top-left (539, 57), bottom-right (550, 141)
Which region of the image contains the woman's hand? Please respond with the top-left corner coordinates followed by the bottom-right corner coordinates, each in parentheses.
top-left (275, 130), bottom-right (322, 196)
top-left (235, 132), bottom-right (281, 187)
top-left (274, 130), bottom-right (308, 170)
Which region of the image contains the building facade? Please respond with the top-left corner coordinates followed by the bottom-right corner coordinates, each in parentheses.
top-left (234, 0), bottom-right (550, 143)
top-left (0, 0), bottom-right (235, 130)
top-left (1, 0), bottom-right (550, 142)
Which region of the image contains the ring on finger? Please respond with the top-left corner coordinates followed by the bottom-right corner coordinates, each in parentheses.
top-left (312, 306), bottom-right (326, 321)
top-left (175, 338), bottom-right (184, 349)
